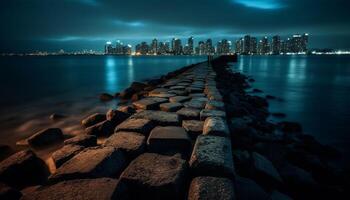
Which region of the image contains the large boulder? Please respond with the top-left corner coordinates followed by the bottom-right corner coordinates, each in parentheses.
top-left (200, 109), bottom-right (226, 121)
top-left (182, 120), bottom-right (204, 138)
top-left (115, 118), bottom-right (155, 135)
top-left (104, 132), bottom-right (146, 160)
top-left (251, 152), bottom-right (283, 187)
top-left (81, 113), bottom-right (106, 128)
top-left (27, 128), bottom-right (64, 147)
top-left (21, 178), bottom-right (124, 200)
top-left (203, 117), bottom-right (230, 137)
top-left (177, 107), bottom-right (200, 120)
top-left (106, 109), bottom-right (130, 125)
top-left (184, 100), bottom-right (206, 109)
top-left (50, 147), bottom-right (126, 183)
top-left (160, 102), bottom-right (184, 112)
top-left (147, 126), bottom-right (191, 157)
top-left (205, 100), bottom-right (225, 111)
top-left (188, 176), bottom-right (235, 200)
top-left (52, 144), bottom-right (84, 168)
top-left (119, 153), bottom-right (188, 200)
top-left (0, 150), bottom-right (49, 189)
top-left (64, 134), bottom-right (97, 147)
top-left (189, 135), bottom-right (235, 178)
top-left (85, 120), bottom-right (114, 136)
top-left (131, 110), bottom-right (181, 126)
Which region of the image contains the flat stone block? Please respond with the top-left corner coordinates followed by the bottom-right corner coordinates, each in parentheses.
top-left (149, 88), bottom-right (168, 95)
top-left (148, 93), bottom-right (176, 98)
top-left (160, 102), bottom-right (184, 112)
top-left (203, 117), bottom-right (230, 137)
top-left (189, 93), bottom-right (206, 97)
top-left (188, 176), bottom-right (235, 200)
top-left (170, 86), bottom-right (186, 90)
top-left (133, 97), bottom-right (168, 110)
top-left (184, 100), bottom-right (206, 109)
top-left (200, 109), bottom-right (226, 120)
top-left (132, 110), bottom-right (181, 126)
top-left (177, 107), bottom-right (200, 120)
top-left (169, 96), bottom-right (191, 103)
top-left (27, 128), bottom-right (64, 148)
top-left (50, 147), bottom-right (126, 183)
top-left (168, 90), bottom-right (188, 96)
top-left (21, 178), bottom-right (121, 200)
top-left (182, 120), bottom-right (204, 137)
top-left (119, 153), bottom-right (187, 200)
top-left (189, 135), bottom-right (234, 177)
top-left (115, 118), bottom-right (155, 135)
top-left (64, 134), bottom-right (97, 147)
top-left (147, 126), bottom-right (191, 156)
top-left (205, 100), bottom-right (225, 111)
top-left (52, 144), bottom-right (84, 168)
top-left (81, 113), bottom-right (106, 128)
top-left (104, 131), bottom-right (146, 159)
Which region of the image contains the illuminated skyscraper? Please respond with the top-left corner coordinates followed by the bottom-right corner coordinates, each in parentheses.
top-left (272, 35), bottom-right (281, 55)
top-left (250, 37), bottom-right (257, 54)
top-left (187, 37), bottom-right (194, 55)
top-left (243, 35), bottom-right (251, 54)
top-left (150, 38), bottom-right (158, 55)
top-left (258, 37), bottom-right (270, 55)
top-left (105, 41), bottom-right (113, 54)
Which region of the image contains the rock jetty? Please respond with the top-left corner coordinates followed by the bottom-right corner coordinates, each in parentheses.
top-left (0, 56), bottom-right (348, 199)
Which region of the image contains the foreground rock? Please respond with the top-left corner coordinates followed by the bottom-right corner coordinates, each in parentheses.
top-left (203, 117), bottom-right (229, 137)
top-left (189, 135), bottom-right (235, 177)
top-left (188, 176), bottom-right (235, 200)
top-left (0, 150), bottom-right (49, 189)
top-left (147, 126), bottom-right (191, 157)
top-left (21, 178), bottom-right (123, 200)
top-left (0, 182), bottom-right (22, 200)
top-left (115, 118), bottom-right (155, 135)
top-left (251, 152), bottom-right (283, 186)
top-left (81, 113), bottom-right (106, 128)
top-left (234, 176), bottom-right (269, 200)
top-left (50, 147), bottom-right (125, 183)
top-left (119, 153), bottom-right (187, 200)
top-left (160, 102), bottom-right (184, 112)
top-left (64, 134), bottom-right (97, 147)
top-left (200, 109), bottom-right (226, 120)
top-left (132, 110), bottom-right (181, 126)
top-left (133, 97), bottom-right (168, 110)
top-left (182, 120), bottom-right (204, 137)
top-left (85, 120), bottom-right (114, 136)
top-left (177, 107), bottom-right (200, 120)
top-left (27, 128), bottom-right (64, 147)
top-left (52, 145), bottom-right (84, 168)
top-left (104, 131), bottom-right (146, 160)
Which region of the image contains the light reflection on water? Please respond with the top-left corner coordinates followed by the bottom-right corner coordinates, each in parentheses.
top-left (231, 55), bottom-right (350, 155)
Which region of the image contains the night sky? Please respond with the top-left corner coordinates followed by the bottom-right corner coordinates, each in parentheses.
top-left (1, 0), bottom-right (349, 52)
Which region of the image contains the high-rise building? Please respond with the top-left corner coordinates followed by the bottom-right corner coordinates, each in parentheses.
top-left (302, 33), bottom-right (309, 52)
top-left (243, 35), bottom-right (251, 54)
top-left (187, 37), bottom-right (194, 55)
top-left (258, 37), bottom-right (270, 55)
top-left (250, 37), bottom-right (257, 54)
top-left (272, 35), bottom-right (281, 55)
top-left (289, 34), bottom-right (308, 53)
top-left (172, 38), bottom-right (182, 55)
top-left (140, 42), bottom-right (149, 55)
top-left (105, 41), bottom-right (113, 54)
top-left (217, 39), bottom-right (230, 55)
top-left (205, 39), bottom-right (215, 55)
top-left (235, 39), bottom-right (242, 54)
top-left (150, 38), bottom-right (158, 55)
top-left (198, 41), bottom-right (205, 55)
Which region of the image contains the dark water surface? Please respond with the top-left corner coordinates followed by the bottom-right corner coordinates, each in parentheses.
top-left (231, 55), bottom-right (350, 155)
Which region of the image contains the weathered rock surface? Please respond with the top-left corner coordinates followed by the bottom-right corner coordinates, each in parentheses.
top-left (132, 110), bottom-right (181, 126)
top-left (203, 117), bottom-right (230, 137)
top-left (52, 145), bottom-right (84, 168)
top-left (50, 147), bottom-right (125, 183)
top-left (106, 109), bottom-right (130, 125)
top-left (184, 100), bottom-right (206, 109)
top-left (104, 131), bottom-right (146, 159)
top-left (0, 150), bottom-right (49, 189)
top-left (169, 96), bottom-right (191, 103)
top-left (119, 153), bottom-right (187, 200)
top-left (21, 178), bottom-right (122, 200)
top-left (133, 97), bottom-right (168, 110)
top-left (200, 109), bottom-right (226, 120)
top-left (182, 120), bottom-right (204, 137)
top-left (85, 120), bottom-right (114, 136)
top-left (115, 118), bottom-right (155, 135)
top-left (117, 105), bottom-right (136, 115)
top-left (147, 126), bottom-right (191, 156)
top-left (205, 100), bottom-right (225, 111)
top-left (27, 128), bottom-right (64, 147)
top-left (177, 107), bottom-right (200, 120)
top-left (189, 135), bottom-right (235, 177)
top-left (251, 152), bottom-right (283, 186)
top-left (188, 176), bottom-right (235, 200)
top-left (81, 113), bottom-right (106, 128)
top-left (160, 102), bottom-right (183, 112)
top-left (64, 134), bottom-right (97, 147)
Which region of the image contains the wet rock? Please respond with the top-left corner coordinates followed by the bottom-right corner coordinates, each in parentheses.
top-left (99, 93), bottom-right (114, 101)
top-left (203, 117), bottom-right (229, 137)
top-left (184, 100), bottom-right (207, 109)
top-left (132, 110), bottom-right (181, 126)
top-left (0, 182), bottom-right (22, 200)
top-left (177, 107), bottom-right (200, 120)
top-left (64, 134), bottom-right (97, 147)
top-left (269, 191), bottom-right (293, 200)
top-left (115, 118), bottom-right (155, 135)
top-left (27, 128), bottom-right (64, 147)
top-left (251, 152), bottom-right (283, 187)
top-left (160, 102), bottom-right (184, 112)
top-left (133, 97), bottom-right (168, 110)
top-left (130, 81), bottom-right (148, 92)
top-left (169, 96), bottom-right (191, 103)
top-left (117, 105), bottom-right (136, 115)
top-left (50, 147), bottom-right (125, 183)
top-left (205, 100), bottom-right (225, 111)
top-left (188, 176), bottom-right (235, 200)
top-left (235, 176), bottom-right (269, 200)
top-left (21, 178), bottom-right (121, 200)
top-left (254, 142), bottom-right (288, 167)
top-left (81, 113), bottom-right (106, 128)
top-left (49, 113), bottom-right (66, 121)
top-left (119, 153), bottom-right (187, 200)
top-left (0, 150), bottom-right (49, 189)
top-left (106, 109), bottom-right (130, 125)
top-left (119, 87), bottom-right (135, 99)
top-left (104, 131), bottom-right (146, 160)
top-left (200, 109), bottom-right (226, 121)
top-left (189, 135), bottom-right (234, 177)
top-left (182, 120), bottom-right (204, 137)
top-left (52, 144), bottom-right (84, 168)
top-left (147, 126), bottom-right (191, 157)
top-left (85, 120), bottom-right (114, 136)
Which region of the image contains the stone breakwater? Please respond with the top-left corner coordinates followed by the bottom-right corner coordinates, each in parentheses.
top-left (0, 56), bottom-right (348, 199)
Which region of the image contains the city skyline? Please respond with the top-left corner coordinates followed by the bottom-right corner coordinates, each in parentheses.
top-left (1, 0), bottom-right (350, 53)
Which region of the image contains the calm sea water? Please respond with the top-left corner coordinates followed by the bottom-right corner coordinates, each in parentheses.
top-left (231, 55), bottom-right (350, 155)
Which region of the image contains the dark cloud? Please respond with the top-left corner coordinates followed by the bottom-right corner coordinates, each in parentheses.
top-left (0, 0), bottom-right (349, 52)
